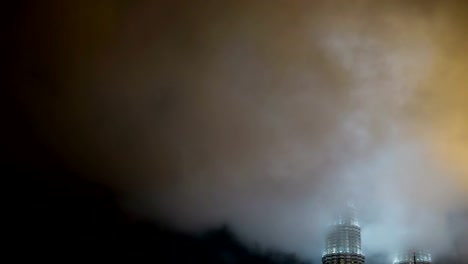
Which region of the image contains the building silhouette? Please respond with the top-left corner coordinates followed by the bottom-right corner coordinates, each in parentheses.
top-left (393, 249), bottom-right (432, 264)
top-left (322, 203), bottom-right (365, 264)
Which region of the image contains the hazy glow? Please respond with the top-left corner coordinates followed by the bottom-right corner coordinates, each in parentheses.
top-left (393, 249), bottom-right (432, 264)
top-left (19, 0), bottom-right (468, 261)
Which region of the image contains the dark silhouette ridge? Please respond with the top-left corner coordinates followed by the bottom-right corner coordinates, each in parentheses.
top-left (4, 131), bottom-right (315, 263)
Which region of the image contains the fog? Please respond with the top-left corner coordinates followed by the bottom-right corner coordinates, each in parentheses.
top-left (16, 0), bottom-right (468, 261)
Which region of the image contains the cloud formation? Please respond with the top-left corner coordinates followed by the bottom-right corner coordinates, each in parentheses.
top-left (16, 0), bottom-right (468, 261)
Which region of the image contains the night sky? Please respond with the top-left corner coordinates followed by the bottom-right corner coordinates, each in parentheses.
top-left (5, 1), bottom-right (468, 262)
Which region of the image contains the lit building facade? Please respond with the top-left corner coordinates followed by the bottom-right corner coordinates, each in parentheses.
top-left (393, 249), bottom-right (432, 264)
top-left (322, 203), bottom-right (365, 264)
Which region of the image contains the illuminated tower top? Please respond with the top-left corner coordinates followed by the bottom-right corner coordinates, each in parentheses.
top-left (322, 203), bottom-right (365, 264)
top-left (393, 249), bottom-right (432, 264)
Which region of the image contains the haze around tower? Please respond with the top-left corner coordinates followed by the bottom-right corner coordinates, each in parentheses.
top-left (13, 0), bottom-right (468, 261)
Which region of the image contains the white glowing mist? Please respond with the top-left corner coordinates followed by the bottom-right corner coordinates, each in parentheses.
top-left (37, 1), bottom-right (468, 261)
top-left (345, 143), bottom-right (456, 255)
top-left (319, 16), bottom-right (458, 257)
top-left (139, 5), bottom-right (465, 260)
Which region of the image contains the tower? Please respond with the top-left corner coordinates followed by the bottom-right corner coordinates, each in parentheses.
top-left (393, 249), bottom-right (432, 264)
top-left (322, 203), bottom-right (365, 264)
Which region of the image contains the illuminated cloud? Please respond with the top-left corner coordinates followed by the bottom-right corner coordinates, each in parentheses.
top-left (16, 0), bottom-right (468, 260)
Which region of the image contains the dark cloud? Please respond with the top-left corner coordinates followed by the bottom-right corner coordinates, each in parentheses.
top-left (10, 0), bottom-right (468, 261)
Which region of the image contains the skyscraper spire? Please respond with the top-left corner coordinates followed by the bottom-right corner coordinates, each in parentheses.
top-left (393, 249), bottom-right (432, 264)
